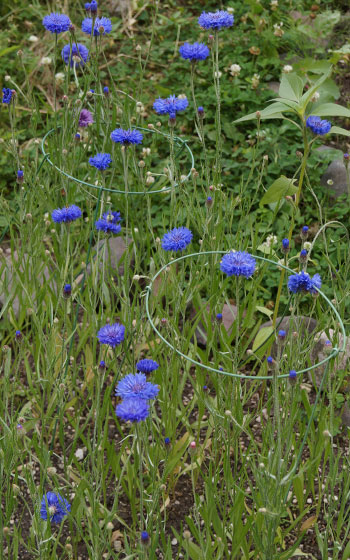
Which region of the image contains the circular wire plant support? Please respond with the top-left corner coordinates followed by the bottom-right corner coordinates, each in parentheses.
top-left (41, 126), bottom-right (195, 195)
top-left (145, 251), bottom-right (346, 380)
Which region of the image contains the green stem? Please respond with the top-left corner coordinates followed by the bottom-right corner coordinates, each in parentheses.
top-left (273, 125), bottom-right (309, 326)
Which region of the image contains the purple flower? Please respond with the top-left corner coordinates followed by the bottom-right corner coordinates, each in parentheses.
top-left (89, 153), bottom-right (112, 171)
top-left (78, 109), bottom-right (94, 127)
top-left (306, 116), bottom-right (331, 135)
top-left (97, 322), bottom-right (125, 347)
top-left (161, 227), bottom-right (193, 252)
top-left (136, 359), bottom-right (159, 374)
top-left (42, 13), bottom-right (71, 34)
top-left (110, 128), bottom-right (143, 145)
top-left (51, 205), bottom-right (82, 223)
top-left (288, 271), bottom-right (321, 294)
top-left (116, 398), bottom-right (149, 423)
top-left (95, 218), bottom-right (121, 234)
top-left (102, 210), bottom-right (121, 223)
top-left (198, 11), bottom-right (234, 31)
top-left (220, 251), bottom-right (256, 278)
top-left (153, 95), bottom-right (188, 119)
top-left (2, 88), bottom-right (13, 104)
top-left (40, 492), bottom-right (71, 523)
top-left (82, 17), bottom-right (112, 36)
top-left (61, 43), bottom-right (89, 68)
top-left (179, 42), bottom-right (210, 61)
top-left (116, 373), bottom-right (159, 400)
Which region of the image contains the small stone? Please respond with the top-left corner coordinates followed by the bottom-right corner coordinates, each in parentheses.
top-left (321, 160), bottom-right (348, 199)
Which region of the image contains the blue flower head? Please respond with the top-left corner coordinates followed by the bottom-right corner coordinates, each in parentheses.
top-left (102, 210), bottom-right (121, 223)
top-left (63, 284), bottom-right (71, 296)
top-left (198, 10), bottom-right (234, 31)
top-left (153, 95), bottom-right (188, 119)
top-left (90, 0), bottom-right (98, 12)
top-left (136, 358), bottom-right (159, 374)
top-left (89, 153), bottom-right (112, 171)
top-left (97, 322), bottom-right (125, 347)
top-left (17, 170), bottom-right (24, 179)
top-left (40, 492), bottom-right (71, 523)
top-left (306, 116), bottom-right (331, 135)
top-left (82, 17), bottom-right (112, 36)
top-left (141, 531), bottom-right (150, 544)
top-left (2, 88), bottom-right (13, 104)
top-left (179, 42), bottom-right (210, 61)
top-left (61, 43), bottom-right (89, 67)
top-left (51, 205), bottom-right (82, 223)
top-left (161, 227), bottom-right (193, 252)
top-left (288, 270), bottom-right (321, 294)
top-left (116, 373), bottom-right (159, 400)
top-left (103, 86), bottom-right (109, 95)
top-left (220, 251), bottom-right (256, 278)
top-left (110, 128), bottom-right (143, 145)
top-left (282, 238), bottom-right (289, 250)
top-left (267, 356), bottom-right (273, 364)
top-left (95, 217), bottom-right (121, 234)
top-left (43, 13), bottom-right (71, 34)
top-left (116, 398), bottom-right (149, 423)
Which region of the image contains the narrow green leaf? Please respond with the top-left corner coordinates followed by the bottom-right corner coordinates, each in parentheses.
top-left (310, 102), bottom-right (350, 118)
top-left (329, 125), bottom-right (350, 137)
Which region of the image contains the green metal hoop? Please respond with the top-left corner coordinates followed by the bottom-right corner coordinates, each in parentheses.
top-left (41, 126), bottom-right (195, 195)
top-left (145, 251), bottom-right (346, 380)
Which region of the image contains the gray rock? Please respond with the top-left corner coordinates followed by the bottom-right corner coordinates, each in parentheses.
top-left (266, 81), bottom-right (280, 94)
top-left (0, 250), bottom-right (54, 318)
top-left (311, 329), bottom-right (350, 387)
top-left (321, 159), bottom-right (349, 198)
top-left (107, 0), bottom-right (133, 15)
top-left (78, 236), bottom-right (133, 284)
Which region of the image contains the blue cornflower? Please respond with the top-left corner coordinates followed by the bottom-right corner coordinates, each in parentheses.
top-left (116, 398), bottom-right (149, 423)
top-left (116, 373), bottom-right (159, 400)
top-left (282, 238), bottom-right (289, 250)
top-left (89, 153), bottom-right (112, 171)
top-left (102, 210), bottom-right (121, 223)
top-left (40, 492), bottom-right (71, 523)
top-left (300, 249), bottom-right (308, 261)
top-left (288, 271), bottom-right (321, 294)
top-left (153, 95), bottom-right (188, 119)
top-left (85, 3), bottom-right (91, 11)
top-left (278, 330), bottom-right (286, 340)
top-left (267, 356), bottom-right (273, 364)
top-left (161, 227), bottom-right (193, 252)
top-left (99, 360), bottom-right (106, 369)
top-left (179, 42), bottom-right (210, 61)
top-left (51, 205), bottom-right (82, 223)
top-left (17, 170), bottom-right (24, 180)
top-left (302, 226), bottom-right (309, 234)
top-left (198, 10), bottom-right (234, 31)
top-left (15, 330), bottom-right (21, 340)
top-left (42, 13), bottom-right (71, 34)
top-left (306, 116), bottom-right (331, 135)
top-left (198, 106), bottom-right (204, 116)
top-left (136, 359), bottom-right (159, 374)
top-left (220, 251), bottom-right (256, 278)
top-left (164, 437), bottom-right (171, 445)
top-left (110, 128), bottom-right (143, 145)
top-left (82, 17), bottom-right (112, 36)
top-left (97, 322), bottom-right (125, 347)
top-left (103, 86), bottom-right (109, 95)
top-left (216, 313), bottom-right (223, 322)
top-left (63, 284), bottom-right (71, 296)
top-left (61, 43), bottom-right (89, 68)
top-left (90, 0), bottom-right (98, 12)
top-left (95, 217), bottom-right (121, 234)
top-left (289, 370), bottom-right (297, 379)
top-left (141, 531), bottom-right (150, 544)
top-left (2, 88), bottom-right (13, 104)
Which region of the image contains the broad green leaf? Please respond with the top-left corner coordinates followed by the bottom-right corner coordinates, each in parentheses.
top-left (268, 97), bottom-right (300, 111)
top-left (279, 73), bottom-right (304, 102)
top-left (234, 102), bottom-right (291, 123)
top-left (300, 69), bottom-right (332, 108)
top-left (252, 326), bottom-right (274, 352)
top-left (329, 125), bottom-right (350, 137)
top-left (260, 176), bottom-right (297, 206)
top-left (309, 102), bottom-right (350, 119)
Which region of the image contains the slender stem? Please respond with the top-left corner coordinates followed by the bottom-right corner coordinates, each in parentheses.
top-left (122, 147), bottom-right (130, 320)
top-left (273, 125), bottom-right (309, 326)
top-left (213, 31), bottom-right (222, 186)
